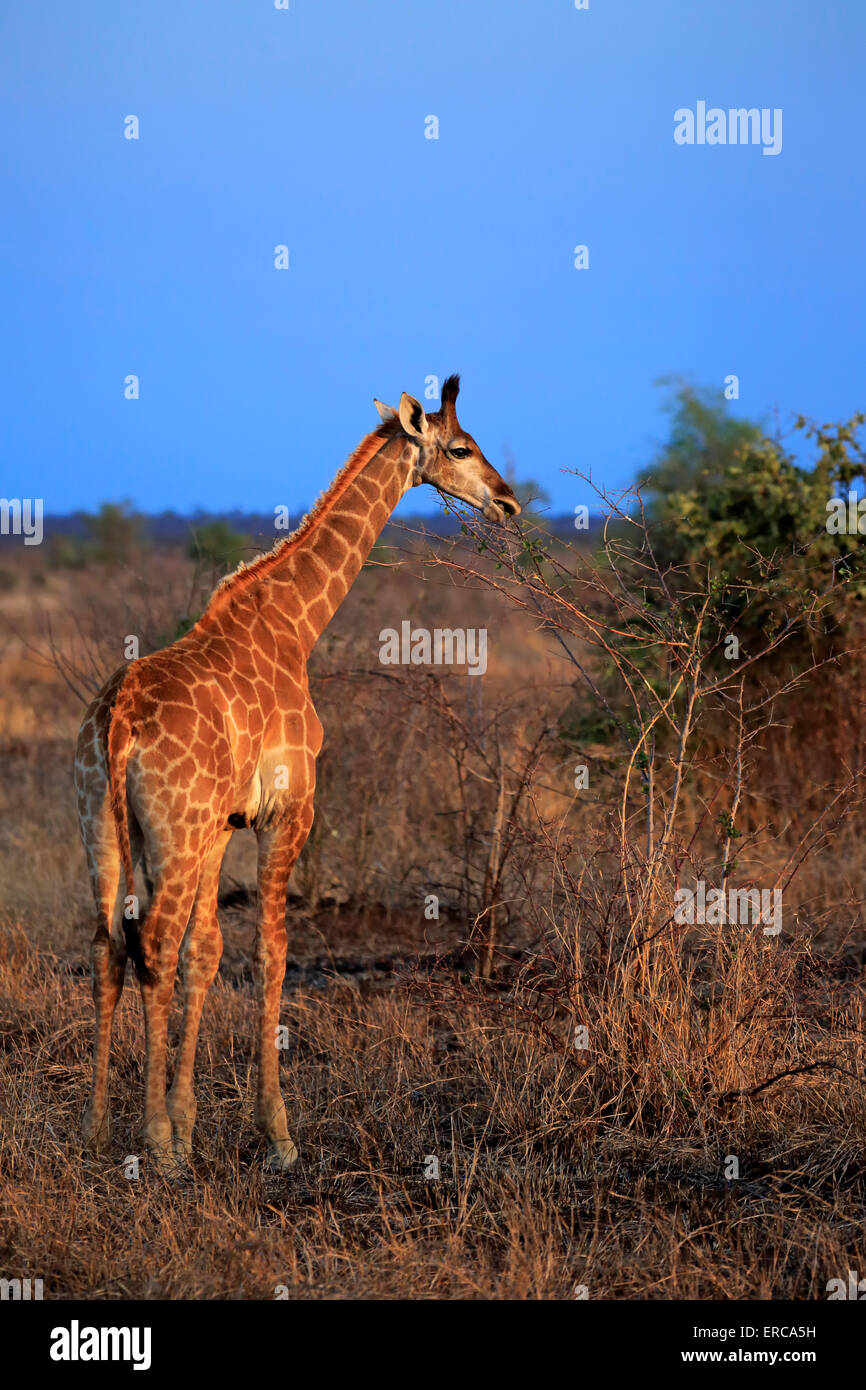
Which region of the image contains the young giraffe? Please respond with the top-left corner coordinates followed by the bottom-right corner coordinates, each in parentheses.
top-left (74, 376), bottom-right (520, 1172)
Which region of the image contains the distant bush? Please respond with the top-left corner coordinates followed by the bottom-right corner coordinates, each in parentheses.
top-left (79, 501), bottom-right (146, 566)
top-left (639, 384), bottom-right (866, 659)
top-left (187, 520), bottom-right (247, 574)
top-left (46, 535), bottom-right (89, 570)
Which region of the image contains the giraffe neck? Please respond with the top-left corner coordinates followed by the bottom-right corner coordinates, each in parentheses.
top-left (206, 426), bottom-right (417, 657)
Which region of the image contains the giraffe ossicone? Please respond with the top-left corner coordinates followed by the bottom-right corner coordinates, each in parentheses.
top-left (74, 376), bottom-right (520, 1173)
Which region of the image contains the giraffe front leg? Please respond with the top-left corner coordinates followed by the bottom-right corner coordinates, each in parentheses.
top-left (166, 830), bottom-right (230, 1158)
top-left (254, 812), bottom-right (312, 1172)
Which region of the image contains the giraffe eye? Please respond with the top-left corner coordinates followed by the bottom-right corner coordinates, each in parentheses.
top-left (450, 447), bottom-right (471, 459)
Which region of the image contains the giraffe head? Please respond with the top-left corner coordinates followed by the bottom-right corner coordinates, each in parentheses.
top-left (374, 375), bottom-right (521, 524)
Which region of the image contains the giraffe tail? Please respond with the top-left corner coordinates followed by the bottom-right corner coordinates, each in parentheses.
top-left (106, 675), bottom-right (152, 984)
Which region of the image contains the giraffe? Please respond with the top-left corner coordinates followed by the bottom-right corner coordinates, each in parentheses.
top-left (74, 376), bottom-right (521, 1172)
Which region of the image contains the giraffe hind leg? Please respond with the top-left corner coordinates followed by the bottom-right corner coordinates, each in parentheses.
top-left (82, 823), bottom-right (142, 1153)
top-left (166, 828), bottom-right (231, 1158)
top-left (136, 858), bottom-right (202, 1175)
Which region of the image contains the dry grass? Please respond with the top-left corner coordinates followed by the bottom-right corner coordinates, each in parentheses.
top-left (0, 542), bottom-right (864, 1300)
top-left (2, 929), bottom-right (863, 1300)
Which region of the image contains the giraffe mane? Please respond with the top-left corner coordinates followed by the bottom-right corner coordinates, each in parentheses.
top-left (203, 417), bottom-right (402, 616)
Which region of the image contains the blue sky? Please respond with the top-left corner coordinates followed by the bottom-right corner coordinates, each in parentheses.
top-left (1, 0), bottom-right (864, 518)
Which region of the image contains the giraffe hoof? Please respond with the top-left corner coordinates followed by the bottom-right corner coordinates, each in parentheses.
top-left (264, 1138), bottom-right (299, 1173)
top-left (172, 1133), bottom-right (194, 1161)
top-left (82, 1110), bottom-right (112, 1153)
top-left (168, 1111), bottom-right (195, 1158)
top-left (147, 1140), bottom-right (188, 1180)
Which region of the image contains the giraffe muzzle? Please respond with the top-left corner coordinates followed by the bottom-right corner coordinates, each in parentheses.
top-left (484, 495), bottom-right (521, 523)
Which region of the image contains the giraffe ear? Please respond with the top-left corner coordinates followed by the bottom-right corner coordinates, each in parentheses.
top-left (398, 393), bottom-right (430, 440)
top-left (374, 398), bottom-right (397, 422)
